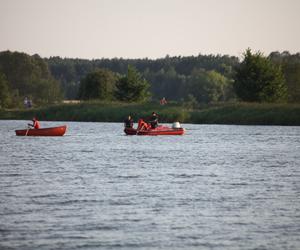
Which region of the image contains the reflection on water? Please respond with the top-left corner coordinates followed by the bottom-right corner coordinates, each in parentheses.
top-left (1, 120), bottom-right (300, 250)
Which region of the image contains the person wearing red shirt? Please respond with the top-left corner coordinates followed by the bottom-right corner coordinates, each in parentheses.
top-left (28, 117), bottom-right (40, 129)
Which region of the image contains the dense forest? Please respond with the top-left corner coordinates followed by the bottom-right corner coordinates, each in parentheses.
top-left (46, 54), bottom-right (239, 102)
top-left (0, 50), bottom-right (300, 109)
top-left (46, 51), bottom-right (300, 103)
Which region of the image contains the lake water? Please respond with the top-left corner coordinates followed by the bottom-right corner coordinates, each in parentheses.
top-left (0, 120), bottom-right (300, 250)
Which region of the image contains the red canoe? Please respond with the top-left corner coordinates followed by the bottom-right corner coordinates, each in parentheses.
top-left (15, 125), bottom-right (67, 136)
top-left (124, 125), bottom-right (185, 136)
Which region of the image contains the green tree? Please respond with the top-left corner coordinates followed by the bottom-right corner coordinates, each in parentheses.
top-left (269, 51), bottom-right (300, 103)
top-left (234, 49), bottom-right (287, 102)
top-left (187, 69), bottom-right (232, 103)
top-left (0, 72), bottom-right (11, 108)
top-left (183, 94), bottom-right (198, 109)
top-left (0, 51), bottom-right (63, 106)
top-left (32, 78), bottom-right (63, 104)
top-left (78, 68), bottom-right (117, 100)
top-left (115, 65), bottom-right (150, 102)
top-left (282, 63), bottom-right (300, 102)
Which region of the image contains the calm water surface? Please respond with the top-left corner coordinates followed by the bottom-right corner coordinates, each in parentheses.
top-left (0, 120), bottom-right (300, 250)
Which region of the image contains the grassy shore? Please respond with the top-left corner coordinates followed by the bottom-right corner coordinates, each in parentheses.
top-left (1, 101), bottom-right (300, 125)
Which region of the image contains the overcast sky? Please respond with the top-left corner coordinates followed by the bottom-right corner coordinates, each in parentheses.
top-left (0, 0), bottom-right (299, 59)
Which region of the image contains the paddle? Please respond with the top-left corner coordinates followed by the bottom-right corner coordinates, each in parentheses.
top-left (25, 125), bottom-right (30, 136)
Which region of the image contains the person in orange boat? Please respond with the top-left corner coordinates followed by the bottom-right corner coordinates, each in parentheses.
top-left (149, 112), bottom-right (159, 129)
top-left (124, 115), bottom-right (134, 128)
top-left (137, 119), bottom-right (150, 131)
top-left (28, 117), bottom-right (40, 129)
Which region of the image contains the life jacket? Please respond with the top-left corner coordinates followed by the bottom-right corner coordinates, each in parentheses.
top-left (137, 119), bottom-right (150, 130)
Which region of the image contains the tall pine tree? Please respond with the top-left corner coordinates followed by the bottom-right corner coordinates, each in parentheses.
top-left (115, 65), bottom-right (150, 102)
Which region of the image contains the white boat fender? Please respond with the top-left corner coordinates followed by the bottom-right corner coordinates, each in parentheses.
top-left (172, 122), bottom-right (181, 129)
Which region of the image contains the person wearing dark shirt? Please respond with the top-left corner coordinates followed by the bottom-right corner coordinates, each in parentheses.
top-left (149, 112), bottom-right (158, 129)
top-left (124, 115), bottom-right (134, 128)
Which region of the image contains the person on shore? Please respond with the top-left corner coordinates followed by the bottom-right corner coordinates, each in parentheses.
top-left (149, 112), bottom-right (158, 129)
top-left (27, 99), bottom-right (32, 108)
top-left (124, 115), bottom-right (134, 128)
top-left (160, 97), bottom-right (167, 105)
top-left (24, 97), bottom-right (28, 108)
top-left (28, 117), bottom-right (40, 129)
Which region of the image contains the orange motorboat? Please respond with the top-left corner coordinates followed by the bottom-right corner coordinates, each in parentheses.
top-left (15, 125), bottom-right (67, 136)
top-left (124, 126), bottom-right (185, 136)
top-left (124, 120), bottom-right (185, 136)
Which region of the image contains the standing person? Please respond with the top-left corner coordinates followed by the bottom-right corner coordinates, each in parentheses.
top-left (27, 99), bottom-right (32, 108)
top-left (160, 97), bottom-right (167, 105)
top-left (24, 97), bottom-right (28, 108)
top-left (149, 112), bottom-right (158, 129)
top-left (28, 117), bottom-right (40, 129)
top-left (124, 115), bottom-right (134, 128)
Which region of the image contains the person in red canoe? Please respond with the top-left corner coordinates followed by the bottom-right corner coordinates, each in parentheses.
top-left (149, 112), bottom-right (159, 129)
top-left (28, 117), bottom-right (40, 129)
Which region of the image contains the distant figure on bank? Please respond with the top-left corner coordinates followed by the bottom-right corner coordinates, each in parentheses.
top-left (27, 99), bottom-right (32, 108)
top-left (124, 115), bottom-right (134, 128)
top-left (24, 97), bottom-right (32, 108)
top-left (160, 97), bottom-right (167, 105)
top-left (28, 117), bottom-right (40, 129)
top-left (24, 97), bottom-right (28, 108)
top-left (149, 112), bottom-right (158, 129)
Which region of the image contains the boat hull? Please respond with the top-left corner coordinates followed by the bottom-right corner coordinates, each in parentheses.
top-left (124, 126), bottom-right (185, 136)
top-left (15, 125), bottom-right (67, 136)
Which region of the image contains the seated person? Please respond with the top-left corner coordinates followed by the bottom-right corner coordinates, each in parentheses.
top-left (124, 115), bottom-right (133, 128)
top-left (28, 117), bottom-right (40, 129)
top-left (137, 119), bottom-right (150, 130)
top-left (149, 112), bottom-right (158, 129)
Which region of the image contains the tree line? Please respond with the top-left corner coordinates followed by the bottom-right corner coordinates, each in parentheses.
top-left (46, 54), bottom-right (239, 102)
top-left (46, 50), bottom-right (300, 104)
top-left (1, 49), bottom-right (300, 108)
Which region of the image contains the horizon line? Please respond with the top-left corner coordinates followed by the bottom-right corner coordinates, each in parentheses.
top-left (1, 49), bottom-right (299, 61)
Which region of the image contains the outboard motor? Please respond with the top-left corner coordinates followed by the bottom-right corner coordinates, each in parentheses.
top-left (172, 122), bottom-right (181, 129)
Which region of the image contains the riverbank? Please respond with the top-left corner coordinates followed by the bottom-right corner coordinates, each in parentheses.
top-left (1, 102), bottom-right (300, 125)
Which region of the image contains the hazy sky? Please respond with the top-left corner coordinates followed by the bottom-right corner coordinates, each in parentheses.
top-left (0, 0), bottom-right (299, 59)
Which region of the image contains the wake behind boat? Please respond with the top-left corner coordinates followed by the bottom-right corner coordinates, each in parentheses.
top-left (15, 125), bottom-right (67, 136)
